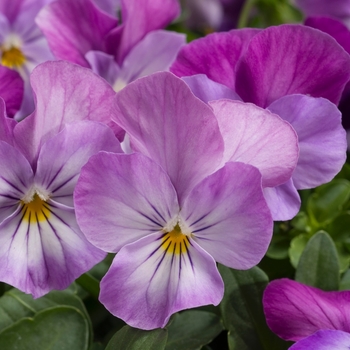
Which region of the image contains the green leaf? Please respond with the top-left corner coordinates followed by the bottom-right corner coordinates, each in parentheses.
top-left (266, 234), bottom-right (290, 260)
top-left (105, 325), bottom-right (168, 350)
top-left (307, 179), bottom-right (350, 225)
top-left (165, 310), bottom-right (223, 350)
top-left (0, 288), bottom-right (91, 336)
top-left (288, 234), bottom-right (309, 268)
top-left (0, 306), bottom-right (89, 350)
top-left (295, 231), bottom-right (340, 290)
top-left (218, 265), bottom-right (290, 350)
top-left (340, 268), bottom-right (350, 290)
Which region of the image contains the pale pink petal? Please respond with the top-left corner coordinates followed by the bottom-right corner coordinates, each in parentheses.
top-left (99, 232), bottom-right (223, 329)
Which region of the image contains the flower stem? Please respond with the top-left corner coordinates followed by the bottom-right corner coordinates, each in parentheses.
top-left (75, 273), bottom-right (100, 299)
top-left (238, 0), bottom-right (256, 28)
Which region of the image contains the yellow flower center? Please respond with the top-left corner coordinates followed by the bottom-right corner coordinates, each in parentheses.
top-left (21, 194), bottom-right (51, 223)
top-left (1, 46), bottom-right (26, 68)
top-left (161, 224), bottom-right (190, 255)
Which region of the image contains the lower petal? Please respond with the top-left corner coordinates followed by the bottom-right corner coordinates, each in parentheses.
top-left (0, 198), bottom-right (106, 298)
top-left (99, 232), bottom-right (223, 330)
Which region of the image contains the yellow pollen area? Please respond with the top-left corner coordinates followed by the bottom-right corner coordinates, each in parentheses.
top-left (21, 194), bottom-right (51, 223)
top-left (161, 224), bottom-right (190, 255)
top-left (1, 47), bottom-right (26, 68)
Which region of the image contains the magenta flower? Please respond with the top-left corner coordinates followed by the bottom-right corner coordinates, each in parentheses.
top-left (36, 0), bottom-right (185, 91)
top-left (171, 25), bottom-right (349, 220)
top-left (0, 61), bottom-right (122, 298)
top-left (263, 278), bottom-right (350, 349)
top-left (74, 71), bottom-right (299, 329)
top-left (0, 0), bottom-right (54, 119)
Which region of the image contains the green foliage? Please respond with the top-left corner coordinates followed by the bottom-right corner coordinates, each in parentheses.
top-left (165, 310), bottom-right (223, 350)
top-left (295, 231), bottom-right (340, 291)
top-left (105, 326), bottom-right (168, 350)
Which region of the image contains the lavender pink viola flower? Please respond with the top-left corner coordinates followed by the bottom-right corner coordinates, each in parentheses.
top-left (0, 60), bottom-right (122, 298)
top-left (263, 278), bottom-right (350, 349)
top-left (0, 0), bottom-right (54, 119)
top-left (171, 24), bottom-right (350, 220)
top-left (74, 71), bottom-right (299, 330)
top-left (36, 0), bottom-right (185, 92)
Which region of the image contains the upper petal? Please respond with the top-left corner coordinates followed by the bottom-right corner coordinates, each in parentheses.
top-left (210, 99), bottom-right (299, 188)
top-left (181, 161), bottom-right (273, 270)
top-left (36, 0), bottom-right (117, 67)
top-left (170, 28), bottom-right (260, 90)
top-left (263, 279), bottom-right (350, 341)
top-left (13, 61), bottom-right (121, 166)
top-left (235, 24), bottom-right (350, 107)
top-left (268, 95), bottom-right (347, 189)
top-left (74, 152), bottom-right (179, 252)
top-left (99, 231), bottom-right (223, 330)
top-left (114, 71), bottom-right (224, 203)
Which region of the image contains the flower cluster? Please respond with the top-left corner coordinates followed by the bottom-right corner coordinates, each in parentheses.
top-left (0, 0), bottom-right (349, 347)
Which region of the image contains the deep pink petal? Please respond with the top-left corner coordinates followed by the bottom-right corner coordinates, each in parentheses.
top-left (210, 99), bottom-right (299, 188)
top-left (268, 95), bottom-right (346, 189)
top-left (99, 232), bottom-right (223, 330)
top-left (35, 121), bottom-right (121, 207)
top-left (107, 0), bottom-right (180, 64)
top-left (74, 152), bottom-right (179, 253)
top-left (236, 24), bottom-right (350, 107)
top-left (114, 71), bottom-right (224, 203)
top-left (181, 161), bottom-right (272, 270)
top-left (170, 28), bottom-right (260, 90)
top-left (0, 66), bottom-right (24, 117)
top-left (263, 279), bottom-right (350, 341)
top-left (0, 99), bottom-right (17, 145)
top-left (182, 75), bottom-right (242, 104)
top-left (263, 179), bottom-right (301, 221)
top-left (36, 0), bottom-right (117, 67)
top-left (290, 330), bottom-right (350, 350)
top-left (13, 61), bottom-right (120, 166)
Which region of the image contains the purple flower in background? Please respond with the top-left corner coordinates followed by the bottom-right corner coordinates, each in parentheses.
top-left (0, 0), bottom-right (54, 119)
top-left (0, 61), bottom-right (122, 298)
top-left (171, 24), bottom-right (349, 220)
top-left (295, 0), bottom-right (350, 28)
top-left (74, 71), bottom-right (299, 329)
top-left (36, 0), bottom-right (185, 91)
top-left (263, 278), bottom-right (350, 349)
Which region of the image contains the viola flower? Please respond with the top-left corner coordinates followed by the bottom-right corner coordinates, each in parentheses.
top-left (0, 0), bottom-right (54, 119)
top-left (36, 0), bottom-right (185, 92)
top-left (74, 71), bottom-right (299, 329)
top-left (0, 60), bottom-right (122, 298)
top-left (171, 25), bottom-right (350, 220)
top-left (263, 278), bottom-right (350, 349)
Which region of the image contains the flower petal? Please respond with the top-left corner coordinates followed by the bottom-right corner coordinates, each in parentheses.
top-left (0, 65), bottom-right (24, 118)
top-left (107, 0), bottom-right (180, 63)
top-left (0, 99), bottom-right (17, 146)
top-left (210, 99), bottom-right (299, 188)
top-left (290, 330), bottom-right (350, 350)
top-left (115, 30), bottom-right (185, 88)
top-left (0, 141), bottom-right (33, 222)
top-left (263, 279), bottom-right (350, 341)
top-left (0, 199), bottom-right (105, 298)
top-left (181, 161), bottom-right (272, 269)
top-left (170, 28), bottom-right (259, 90)
top-left (75, 152), bottom-right (179, 252)
top-left (263, 180), bottom-right (301, 221)
top-left (99, 231), bottom-right (223, 330)
top-left (35, 121), bottom-right (121, 207)
top-left (114, 71), bottom-right (224, 203)
top-left (235, 24), bottom-right (350, 107)
top-left (14, 61), bottom-right (121, 165)
top-left (36, 0), bottom-right (117, 67)
top-left (268, 95), bottom-right (346, 189)
top-left (182, 74), bottom-right (242, 104)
